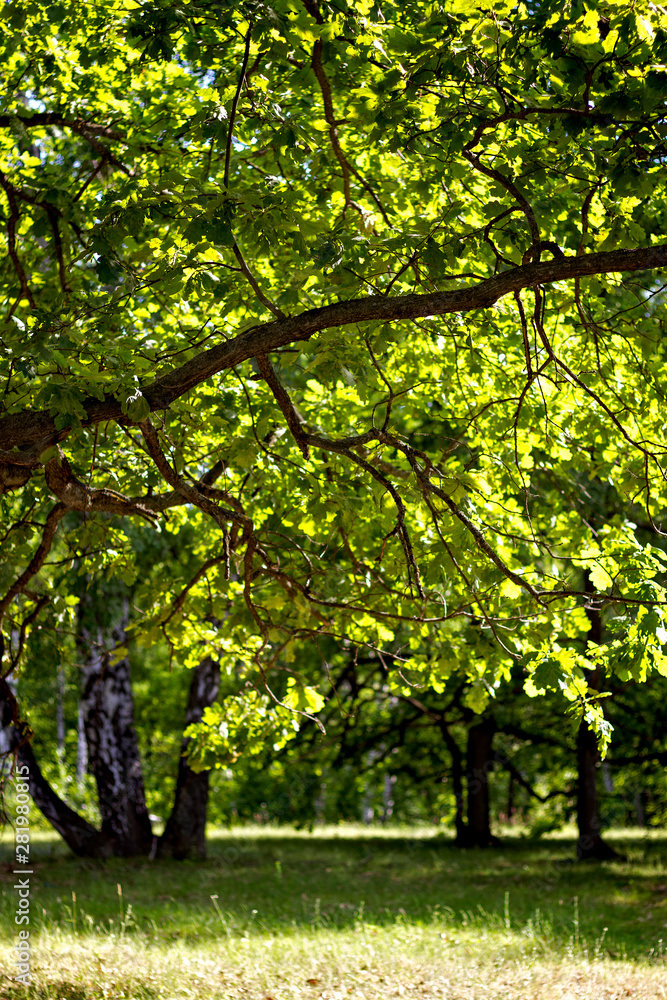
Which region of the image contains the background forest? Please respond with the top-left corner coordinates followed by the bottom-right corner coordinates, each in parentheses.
top-left (2, 0), bottom-right (667, 995)
top-left (10, 599), bottom-right (667, 840)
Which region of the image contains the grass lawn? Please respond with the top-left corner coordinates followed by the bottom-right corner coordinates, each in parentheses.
top-left (1, 825), bottom-right (666, 999)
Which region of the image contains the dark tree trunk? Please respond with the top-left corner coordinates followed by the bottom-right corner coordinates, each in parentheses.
top-left (506, 772), bottom-right (515, 824)
top-left (0, 678), bottom-right (113, 857)
top-left (460, 717), bottom-right (496, 847)
top-left (78, 599), bottom-right (153, 857)
top-left (157, 656), bottom-right (220, 860)
top-left (575, 716), bottom-right (613, 859)
top-left (576, 717), bottom-right (621, 860)
top-left (577, 577), bottom-right (620, 861)
top-left (439, 720), bottom-right (467, 844)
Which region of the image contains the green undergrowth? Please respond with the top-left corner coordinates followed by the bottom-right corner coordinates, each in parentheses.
top-left (0, 826), bottom-right (666, 999)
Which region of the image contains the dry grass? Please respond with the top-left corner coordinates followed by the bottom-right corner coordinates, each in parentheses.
top-left (1, 926), bottom-right (666, 999)
top-left (1, 826), bottom-right (666, 999)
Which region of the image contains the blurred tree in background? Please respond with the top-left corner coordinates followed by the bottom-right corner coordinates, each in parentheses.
top-left (2, 0), bottom-right (667, 856)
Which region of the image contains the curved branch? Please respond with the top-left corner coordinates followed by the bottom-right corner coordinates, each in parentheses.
top-left (377, 431), bottom-right (545, 604)
top-left (310, 31), bottom-right (390, 223)
top-left (224, 26), bottom-right (253, 191)
top-left (0, 172), bottom-right (36, 310)
top-left (498, 754), bottom-right (570, 804)
top-left (0, 503), bottom-right (67, 623)
top-left (45, 453), bottom-right (157, 522)
top-left (139, 419), bottom-right (248, 531)
top-left (1, 244), bottom-right (667, 455)
top-left (0, 677), bottom-right (112, 856)
top-left (255, 353), bottom-right (310, 458)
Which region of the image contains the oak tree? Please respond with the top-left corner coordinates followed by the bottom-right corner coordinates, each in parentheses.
top-left (2, 0), bottom-right (667, 786)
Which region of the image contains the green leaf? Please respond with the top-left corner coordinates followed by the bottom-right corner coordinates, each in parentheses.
top-left (284, 678), bottom-right (325, 714)
top-left (122, 390), bottom-right (151, 422)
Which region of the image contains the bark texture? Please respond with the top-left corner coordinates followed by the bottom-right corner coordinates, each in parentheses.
top-left (1, 605), bottom-right (220, 861)
top-left (0, 677), bottom-right (113, 857)
top-left (157, 656), bottom-right (220, 860)
top-left (2, 245), bottom-right (667, 458)
top-left (577, 579), bottom-right (621, 861)
top-left (575, 716), bottom-right (618, 860)
top-left (457, 717), bottom-right (497, 848)
top-left (78, 599), bottom-right (153, 857)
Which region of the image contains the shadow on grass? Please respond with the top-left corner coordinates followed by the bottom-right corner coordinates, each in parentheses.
top-left (1, 827), bottom-right (665, 960)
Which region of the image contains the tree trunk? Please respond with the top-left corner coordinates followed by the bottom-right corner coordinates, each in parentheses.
top-left (56, 665), bottom-right (65, 757)
top-left (382, 773), bottom-right (396, 823)
top-left (439, 720), bottom-right (467, 844)
top-left (461, 717), bottom-right (496, 847)
top-left (0, 677), bottom-right (113, 857)
top-left (76, 702), bottom-right (87, 791)
top-left (157, 656), bottom-right (220, 860)
top-left (577, 577), bottom-right (620, 861)
top-left (78, 599), bottom-right (153, 857)
top-left (2, 597), bottom-right (219, 861)
top-left (506, 772), bottom-right (515, 824)
top-left (575, 717), bottom-right (618, 859)
top-left (575, 718), bottom-right (622, 860)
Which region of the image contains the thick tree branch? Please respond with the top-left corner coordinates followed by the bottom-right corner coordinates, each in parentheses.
top-left (0, 677), bottom-right (113, 856)
top-left (0, 172), bottom-right (36, 310)
top-left (45, 453), bottom-right (158, 522)
top-left (0, 113), bottom-right (123, 137)
top-left (1, 245), bottom-right (666, 457)
top-left (255, 353), bottom-right (310, 458)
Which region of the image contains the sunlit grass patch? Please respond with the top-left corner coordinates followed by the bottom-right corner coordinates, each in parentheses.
top-left (1, 826), bottom-right (666, 998)
top-left (2, 928), bottom-right (667, 1000)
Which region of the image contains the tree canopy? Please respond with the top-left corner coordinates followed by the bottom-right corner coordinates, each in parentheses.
top-left (2, 0), bottom-right (667, 758)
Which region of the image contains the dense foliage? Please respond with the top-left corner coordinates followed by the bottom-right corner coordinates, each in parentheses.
top-left (2, 0), bottom-right (667, 759)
